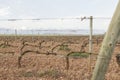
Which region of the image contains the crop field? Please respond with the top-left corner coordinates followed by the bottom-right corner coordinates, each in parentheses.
top-left (0, 35), bottom-right (120, 80)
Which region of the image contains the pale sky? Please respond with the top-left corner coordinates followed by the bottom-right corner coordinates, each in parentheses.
top-left (0, 0), bottom-right (119, 30)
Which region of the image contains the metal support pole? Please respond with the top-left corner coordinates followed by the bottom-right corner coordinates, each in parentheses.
top-left (81, 16), bottom-right (93, 75)
top-left (15, 29), bottom-right (17, 36)
top-left (15, 29), bottom-right (17, 40)
top-left (89, 16), bottom-right (93, 74)
top-left (89, 16), bottom-right (93, 53)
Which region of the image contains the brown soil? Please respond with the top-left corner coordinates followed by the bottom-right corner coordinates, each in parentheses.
top-left (0, 35), bottom-right (120, 80)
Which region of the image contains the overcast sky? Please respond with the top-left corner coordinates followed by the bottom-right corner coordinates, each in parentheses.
top-left (0, 0), bottom-right (118, 30)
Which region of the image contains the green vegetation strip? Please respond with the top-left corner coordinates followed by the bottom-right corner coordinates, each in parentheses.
top-left (69, 52), bottom-right (90, 58)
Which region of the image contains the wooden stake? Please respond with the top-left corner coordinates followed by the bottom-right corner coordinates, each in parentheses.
top-left (91, 1), bottom-right (120, 80)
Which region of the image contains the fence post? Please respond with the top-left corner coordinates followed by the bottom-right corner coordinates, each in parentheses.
top-left (91, 1), bottom-right (120, 80)
top-left (15, 29), bottom-right (17, 35)
top-left (89, 16), bottom-right (93, 53)
top-left (89, 16), bottom-right (93, 74)
top-left (15, 29), bottom-right (17, 40)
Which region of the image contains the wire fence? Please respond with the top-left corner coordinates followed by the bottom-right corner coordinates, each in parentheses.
top-left (0, 17), bottom-right (111, 35)
top-left (0, 17), bottom-right (112, 21)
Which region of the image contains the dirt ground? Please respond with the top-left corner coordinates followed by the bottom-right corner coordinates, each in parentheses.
top-left (0, 35), bottom-right (120, 80)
